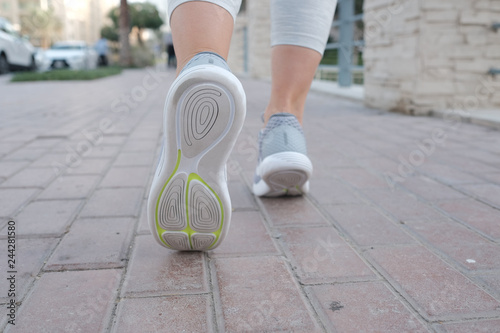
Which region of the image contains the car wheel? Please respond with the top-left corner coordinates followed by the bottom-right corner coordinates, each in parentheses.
top-left (29, 56), bottom-right (37, 71)
top-left (0, 54), bottom-right (9, 75)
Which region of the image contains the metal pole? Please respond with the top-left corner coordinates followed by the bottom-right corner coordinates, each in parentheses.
top-left (338, 0), bottom-right (354, 87)
top-left (243, 26), bottom-right (248, 73)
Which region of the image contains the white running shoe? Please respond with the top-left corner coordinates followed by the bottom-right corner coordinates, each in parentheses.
top-left (148, 52), bottom-right (246, 251)
top-left (253, 113), bottom-right (313, 197)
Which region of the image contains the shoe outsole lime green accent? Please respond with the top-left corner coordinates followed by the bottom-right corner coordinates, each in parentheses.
top-left (148, 63), bottom-right (246, 251)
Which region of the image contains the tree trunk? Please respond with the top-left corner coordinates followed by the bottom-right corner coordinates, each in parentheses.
top-left (119, 0), bottom-right (132, 66)
top-left (136, 28), bottom-right (143, 46)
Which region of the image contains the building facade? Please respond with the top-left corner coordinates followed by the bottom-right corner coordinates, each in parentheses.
top-left (0, 0), bottom-right (115, 46)
top-left (228, 0), bottom-right (500, 116)
top-left (363, 0), bottom-right (500, 115)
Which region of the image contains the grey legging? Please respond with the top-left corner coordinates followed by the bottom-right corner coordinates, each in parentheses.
top-left (167, 0), bottom-right (338, 55)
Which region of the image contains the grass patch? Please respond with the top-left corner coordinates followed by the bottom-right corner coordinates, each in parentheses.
top-left (11, 67), bottom-right (123, 82)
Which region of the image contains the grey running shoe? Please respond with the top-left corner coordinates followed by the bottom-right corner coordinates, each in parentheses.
top-left (253, 113), bottom-right (313, 197)
top-left (148, 52), bottom-right (246, 251)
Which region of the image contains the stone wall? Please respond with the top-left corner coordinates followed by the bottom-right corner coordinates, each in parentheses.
top-left (228, 0), bottom-right (271, 78)
top-left (364, 0), bottom-right (500, 115)
top-left (227, 15), bottom-right (247, 74)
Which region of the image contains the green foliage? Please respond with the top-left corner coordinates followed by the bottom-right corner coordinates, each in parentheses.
top-left (130, 3), bottom-right (163, 30)
top-left (131, 46), bottom-right (155, 67)
top-left (11, 67), bottom-right (123, 82)
top-left (101, 25), bottom-right (119, 42)
top-left (107, 2), bottom-right (163, 31)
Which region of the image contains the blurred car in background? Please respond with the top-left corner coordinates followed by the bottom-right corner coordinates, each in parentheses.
top-left (0, 17), bottom-right (36, 74)
top-left (42, 41), bottom-right (98, 71)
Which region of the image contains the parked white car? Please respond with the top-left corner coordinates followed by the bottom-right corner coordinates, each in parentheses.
top-left (42, 41), bottom-right (98, 71)
top-left (0, 17), bottom-right (36, 74)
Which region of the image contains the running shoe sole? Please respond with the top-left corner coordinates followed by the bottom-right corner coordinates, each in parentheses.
top-left (148, 65), bottom-right (246, 251)
top-left (253, 151), bottom-right (312, 197)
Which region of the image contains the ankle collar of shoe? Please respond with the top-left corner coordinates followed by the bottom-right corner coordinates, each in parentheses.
top-left (181, 51), bottom-right (231, 74)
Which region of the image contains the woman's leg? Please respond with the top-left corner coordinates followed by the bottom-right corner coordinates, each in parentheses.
top-left (149, 0), bottom-right (245, 251)
top-left (264, 0), bottom-right (338, 125)
top-left (265, 45), bottom-right (323, 125)
top-left (253, 0), bottom-right (337, 197)
top-left (168, 0), bottom-right (241, 75)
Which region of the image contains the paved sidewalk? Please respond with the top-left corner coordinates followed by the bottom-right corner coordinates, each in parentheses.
top-left (1, 68), bottom-right (500, 332)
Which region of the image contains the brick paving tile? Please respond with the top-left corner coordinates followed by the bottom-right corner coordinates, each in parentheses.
top-left (307, 282), bottom-right (429, 332)
top-left (435, 319), bottom-right (500, 333)
top-left (280, 227), bottom-right (375, 284)
top-left (45, 217), bottom-right (135, 270)
top-left (458, 183), bottom-right (500, 209)
top-left (0, 306), bottom-right (7, 330)
top-left (310, 153), bottom-right (357, 174)
top-left (461, 149), bottom-right (500, 166)
top-left (437, 199), bottom-right (500, 241)
top-left (4, 148), bottom-right (48, 161)
top-left (477, 273), bottom-right (500, 299)
top-left (37, 175), bottom-right (100, 199)
top-left (0, 167), bottom-right (56, 188)
top-left (11, 199), bottom-right (82, 235)
top-left (7, 269), bottom-right (121, 333)
top-left (98, 135), bottom-right (128, 146)
top-left (0, 188), bottom-right (38, 217)
top-left (0, 161), bottom-right (30, 178)
top-left (417, 163), bottom-right (482, 185)
top-left (335, 142), bottom-right (380, 159)
top-left (214, 256), bottom-right (322, 332)
top-left (309, 178), bottom-right (363, 205)
top-left (4, 69), bottom-right (500, 332)
top-left (228, 181), bottom-right (257, 211)
top-left (79, 187), bottom-right (143, 217)
top-left (355, 156), bottom-right (401, 175)
top-left (28, 153), bottom-right (67, 168)
top-left (400, 175), bottom-right (468, 200)
top-left (364, 189), bottom-right (450, 223)
top-left (0, 238), bottom-right (57, 303)
top-left (99, 166), bottom-right (150, 188)
top-left (209, 211), bottom-right (278, 256)
top-left (121, 139), bottom-right (158, 152)
top-left (367, 245), bottom-right (500, 320)
top-left (326, 204), bottom-right (416, 246)
top-left (85, 145), bottom-right (121, 158)
top-left (405, 220), bottom-right (500, 271)
top-left (111, 295), bottom-right (214, 333)
top-left (121, 235), bottom-right (207, 297)
top-left (260, 196), bottom-right (328, 226)
top-left (333, 168), bottom-right (388, 189)
top-left (480, 172), bottom-right (500, 185)
top-left (113, 151), bottom-right (156, 166)
top-left (434, 153), bottom-right (500, 174)
top-left (64, 158), bottom-right (111, 175)
top-left (23, 138), bottom-right (62, 148)
top-left (136, 199), bottom-right (150, 234)
top-left (0, 142), bottom-right (24, 156)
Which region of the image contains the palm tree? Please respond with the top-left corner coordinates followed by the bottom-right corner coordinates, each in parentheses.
top-left (119, 0), bottom-right (132, 66)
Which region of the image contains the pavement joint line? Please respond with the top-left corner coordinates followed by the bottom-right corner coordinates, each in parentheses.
top-left (379, 176), bottom-right (500, 239)
top-left (201, 252), bottom-right (220, 333)
top-left (307, 183), bottom-right (448, 325)
top-left (252, 194), bottom-right (337, 331)
top-left (207, 255), bottom-right (227, 333)
top-left (207, 252), bottom-right (284, 259)
top-left (321, 180), bottom-right (500, 289)
top-left (118, 291), bottom-right (213, 300)
top-left (221, 155), bottom-right (331, 329)
top-left (400, 221), bottom-right (500, 271)
top-left (7, 90), bottom-right (160, 328)
top-left (362, 250), bottom-right (500, 323)
top-left (2, 70), bottom-right (500, 330)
